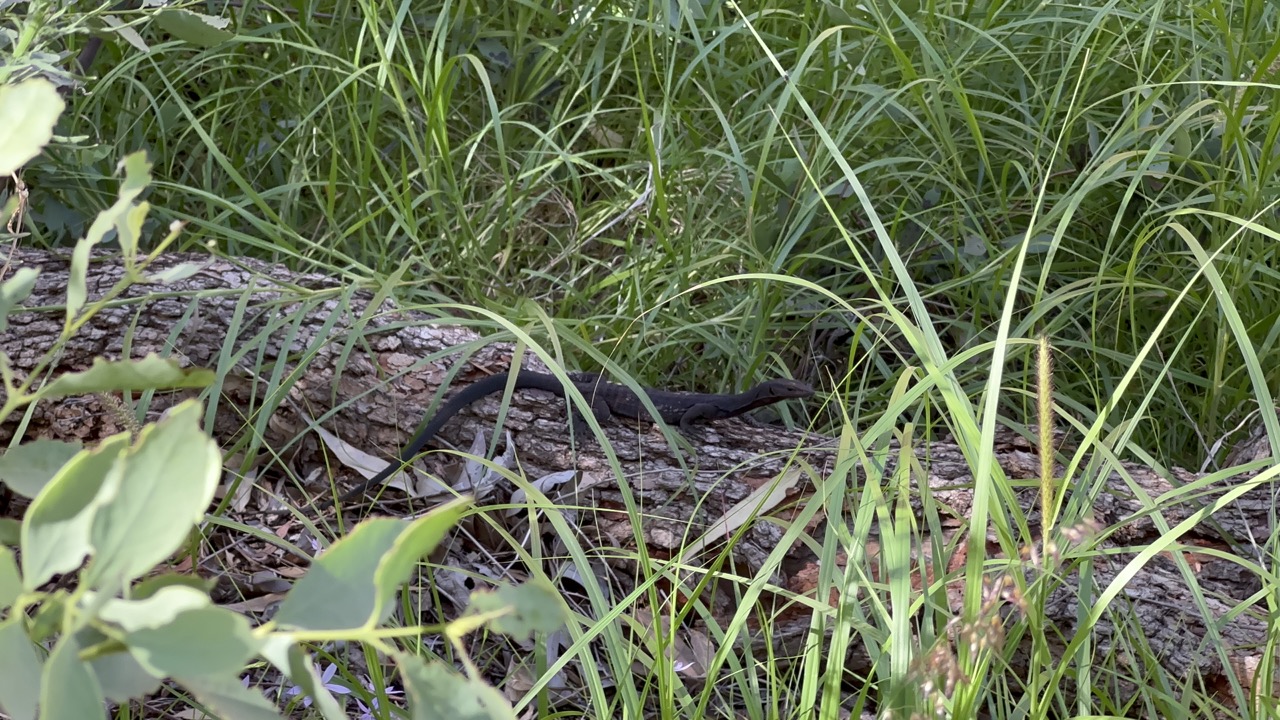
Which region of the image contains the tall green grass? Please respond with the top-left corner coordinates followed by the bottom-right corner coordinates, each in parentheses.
top-left (8, 0), bottom-right (1280, 716)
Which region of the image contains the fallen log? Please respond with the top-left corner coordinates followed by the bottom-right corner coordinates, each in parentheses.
top-left (1, 247), bottom-right (1275, 706)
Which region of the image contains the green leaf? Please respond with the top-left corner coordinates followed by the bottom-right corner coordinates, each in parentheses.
top-left (84, 400), bottom-right (220, 589)
top-left (87, 649), bottom-right (163, 702)
top-left (146, 261), bottom-right (207, 284)
top-left (67, 151), bottom-right (153, 321)
top-left (103, 14), bottom-right (149, 53)
top-left (117, 152), bottom-right (153, 195)
top-left (98, 585), bottom-right (258, 679)
top-left (133, 572), bottom-right (217, 600)
top-left (36, 355), bottom-right (215, 400)
top-left (0, 616), bottom-right (42, 720)
top-left (127, 606), bottom-right (258, 679)
top-left (184, 674), bottom-right (286, 720)
top-left (0, 438), bottom-right (84, 499)
top-left (0, 518), bottom-right (18, 546)
top-left (99, 584), bottom-right (209, 630)
top-left (372, 498), bottom-right (471, 623)
top-left (28, 595), bottom-right (66, 644)
top-left (74, 625), bottom-right (159, 702)
top-left (21, 433), bottom-right (130, 589)
top-left (397, 653), bottom-right (514, 720)
top-left (258, 637), bottom-right (346, 720)
top-left (0, 518), bottom-right (18, 545)
top-left (466, 578), bottom-right (566, 641)
top-left (42, 635), bottom-right (106, 720)
top-left (154, 9), bottom-right (236, 47)
top-left (272, 518), bottom-right (404, 631)
top-left (273, 498), bottom-right (469, 631)
top-left (0, 80), bottom-right (65, 176)
top-left (0, 546), bottom-right (21, 611)
top-left (114, 199), bottom-right (149, 258)
top-left (0, 266), bottom-right (39, 333)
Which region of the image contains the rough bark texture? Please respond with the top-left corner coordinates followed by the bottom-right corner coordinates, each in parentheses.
top-left (2, 247), bottom-right (1277, 702)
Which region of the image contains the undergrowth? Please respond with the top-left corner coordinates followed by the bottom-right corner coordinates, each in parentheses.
top-left (5, 0), bottom-right (1280, 717)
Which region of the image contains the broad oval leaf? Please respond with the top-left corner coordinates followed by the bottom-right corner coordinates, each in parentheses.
top-left (0, 266), bottom-right (39, 333)
top-left (99, 586), bottom-right (258, 679)
top-left (257, 637), bottom-right (346, 720)
top-left (84, 399), bottom-right (221, 589)
top-left (36, 355), bottom-right (215, 400)
top-left (184, 674), bottom-right (286, 720)
top-left (0, 80), bottom-right (65, 176)
top-left (274, 497), bottom-right (469, 631)
top-left (21, 433), bottom-right (130, 590)
top-left (89, 650), bottom-right (164, 703)
top-left (0, 546), bottom-right (21, 612)
top-left (42, 635), bottom-right (106, 720)
top-left (98, 585), bottom-right (211, 631)
top-left (154, 9), bottom-right (236, 47)
top-left (0, 616), bottom-right (42, 720)
top-left (466, 578), bottom-right (567, 641)
top-left (272, 518), bottom-right (406, 632)
top-left (75, 622), bottom-right (164, 702)
top-left (0, 438), bottom-right (84, 499)
top-left (397, 652), bottom-right (514, 720)
top-left (125, 606), bottom-right (258, 679)
top-left (372, 498), bottom-right (471, 624)
top-left (0, 518), bottom-right (17, 546)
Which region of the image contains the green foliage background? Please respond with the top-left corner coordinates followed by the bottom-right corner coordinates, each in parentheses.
top-left (4, 0), bottom-right (1280, 717)
top-left (16, 0), bottom-right (1275, 465)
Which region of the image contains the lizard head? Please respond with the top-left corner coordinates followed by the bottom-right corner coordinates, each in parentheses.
top-left (760, 378), bottom-right (815, 399)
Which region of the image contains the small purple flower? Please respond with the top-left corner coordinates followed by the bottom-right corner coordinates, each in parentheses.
top-left (285, 662), bottom-right (350, 708)
top-left (354, 681), bottom-right (403, 719)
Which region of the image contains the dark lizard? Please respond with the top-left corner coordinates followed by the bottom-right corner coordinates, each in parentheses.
top-left (320, 369), bottom-right (813, 509)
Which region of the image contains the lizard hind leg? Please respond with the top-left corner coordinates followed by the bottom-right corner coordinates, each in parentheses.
top-left (566, 372), bottom-right (613, 432)
top-left (565, 397), bottom-right (609, 438)
top-left (677, 402), bottom-right (720, 434)
top-left (571, 397), bottom-right (612, 437)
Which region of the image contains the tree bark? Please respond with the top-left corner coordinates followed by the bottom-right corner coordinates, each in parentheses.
top-left (1, 247), bottom-right (1275, 703)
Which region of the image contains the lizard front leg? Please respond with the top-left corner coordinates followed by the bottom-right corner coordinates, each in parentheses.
top-left (676, 402), bottom-right (726, 433)
top-left (564, 373), bottom-right (613, 437)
